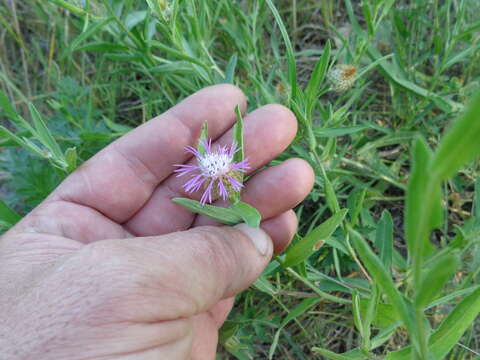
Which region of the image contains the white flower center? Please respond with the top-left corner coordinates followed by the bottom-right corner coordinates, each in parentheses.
top-left (198, 152), bottom-right (232, 177)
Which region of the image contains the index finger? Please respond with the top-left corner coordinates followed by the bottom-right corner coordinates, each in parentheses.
top-left (48, 85), bottom-right (247, 223)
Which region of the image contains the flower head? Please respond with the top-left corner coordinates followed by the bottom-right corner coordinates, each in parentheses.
top-left (174, 140), bottom-right (249, 204)
top-left (328, 64), bottom-right (358, 92)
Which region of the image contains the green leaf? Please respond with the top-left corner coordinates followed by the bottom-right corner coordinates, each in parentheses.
top-left (347, 189), bottom-right (366, 227)
top-left (223, 54), bottom-right (237, 84)
top-left (284, 209), bottom-right (347, 267)
top-left (229, 105), bottom-right (245, 204)
top-left (172, 198), bottom-right (261, 228)
top-left (359, 300), bottom-right (401, 329)
top-left (76, 41), bottom-right (130, 53)
top-left (370, 321), bottom-right (401, 349)
top-left (305, 40), bottom-right (331, 101)
top-left (252, 275), bottom-right (277, 296)
top-left (265, 0), bottom-right (298, 100)
top-left (281, 297), bottom-right (321, 327)
top-left (28, 104), bottom-right (64, 160)
top-left (0, 91), bottom-right (33, 132)
top-left (269, 297), bottom-right (322, 359)
top-left (349, 228), bottom-right (418, 351)
top-left (48, 0), bottom-right (88, 16)
top-left (197, 122), bottom-right (209, 156)
top-left (367, 45), bottom-right (461, 112)
top-left (431, 90), bottom-right (480, 181)
top-left (0, 90), bottom-right (20, 121)
top-left (324, 175), bottom-right (340, 213)
top-left (415, 251), bottom-right (460, 309)
top-left (61, 17), bottom-right (115, 59)
top-left (228, 202), bottom-right (261, 228)
top-left (387, 287), bottom-right (480, 359)
top-left (232, 105), bottom-right (244, 164)
top-left (475, 177), bottom-right (480, 219)
top-left (0, 199), bottom-right (21, 227)
top-left (125, 10), bottom-right (148, 30)
top-left (64, 147), bottom-right (78, 173)
top-left (172, 198), bottom-right (242, 225)
top-left (405, 136), bottom-right (439, 259)
top-left (315, 125), bottom-right (370, 137)
top-left (148, 40), bottom-right (209, 70)
top-left (430, 289), bottom-right (480, 359)
top-left (352, 290), bottom-right (364, 337)
top-left (375, 210), bottom-right (393, 271)
top-left (0, 125), bottom-right (44, 158)
top-left (344, 0), bottom-right (366, 38)
top-left (312, 347), bottom-right (365, 360)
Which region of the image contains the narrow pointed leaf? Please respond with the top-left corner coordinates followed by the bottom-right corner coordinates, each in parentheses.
top-left (284, 209), bottom-right (347, 267)
top-left (415, 251), bottom-right (460, 309)
top-left (432, 91), bottom-right (480, 180)
top-left (375, 210), bottom-right (393, 271)
top-left (232, 105), bottom-right (244, 163)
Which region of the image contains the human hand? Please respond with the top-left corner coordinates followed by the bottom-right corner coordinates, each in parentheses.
top-left (0, 85), bottom-right (314, 359)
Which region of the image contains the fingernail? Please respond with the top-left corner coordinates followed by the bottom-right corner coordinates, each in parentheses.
top-left (234, 223), bottom-right (270, 256)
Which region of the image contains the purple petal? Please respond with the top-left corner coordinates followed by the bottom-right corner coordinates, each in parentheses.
top-left (231, 159), bottom-right (250, 172)
top-left (200, 181), bottom-right (214, 204)
top-left (227, 175), bottom-right (244, 192)
top-left (201, 139), bottom-right (212, 154)
top-left (174, 164), bottom-right (201, 177)
top-left (185, 145), bottom-right (201, 158)
top-left (184, 174), bottom-right (206, 192)
top-left (219, 145), bottom-right (229, 155)
top-left (228, 142), bottom-right (238, 157)
top-left (218, 179), bottom-right (228, 200)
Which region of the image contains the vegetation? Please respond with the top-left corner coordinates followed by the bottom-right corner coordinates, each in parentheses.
top-left (1, 0), bottom-right (480, 358)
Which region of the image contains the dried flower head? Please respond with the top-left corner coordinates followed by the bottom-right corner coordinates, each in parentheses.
top-left (174, 140), bottom-right (250, 204)
top-left (328, 64), bottom-right (358, 92)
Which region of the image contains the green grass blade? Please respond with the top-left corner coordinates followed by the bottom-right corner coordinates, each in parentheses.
top-left (223, 54), bottom-right (238, 84)
top-left (405, 136), bottom-right (440, 260)
top-left (232, 105), bottom-right (244, 163)
top-left (62, 17), bottom-right (115, 59)
top-left (28, 104), bottom-right (64, 160)
top-left (305, 40), bottom-right (331, 101)
top-left (265, 0), bottom-right (298, 100)
top-left (312, 347), bottom-right (364, 360)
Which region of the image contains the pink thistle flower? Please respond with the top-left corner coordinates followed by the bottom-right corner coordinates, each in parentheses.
top-left (174, 140), bottom-right (250, 204)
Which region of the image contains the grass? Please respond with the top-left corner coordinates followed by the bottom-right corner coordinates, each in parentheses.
top-left (1, 0), bottom-right (480, 358)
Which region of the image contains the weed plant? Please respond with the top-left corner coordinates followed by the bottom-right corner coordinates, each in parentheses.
top-left (1, 0), bottom-right (480, 358)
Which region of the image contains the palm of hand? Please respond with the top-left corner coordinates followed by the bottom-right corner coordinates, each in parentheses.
top-left (0, 85), bottom-right (313, 359)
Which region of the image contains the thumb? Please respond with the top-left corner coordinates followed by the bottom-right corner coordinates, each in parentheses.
top-left (89, 224), bottom-right (273, 321)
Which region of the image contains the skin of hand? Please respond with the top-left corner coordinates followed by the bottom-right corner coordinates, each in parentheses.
top-left (0, 85), bottom-right (314, 360)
